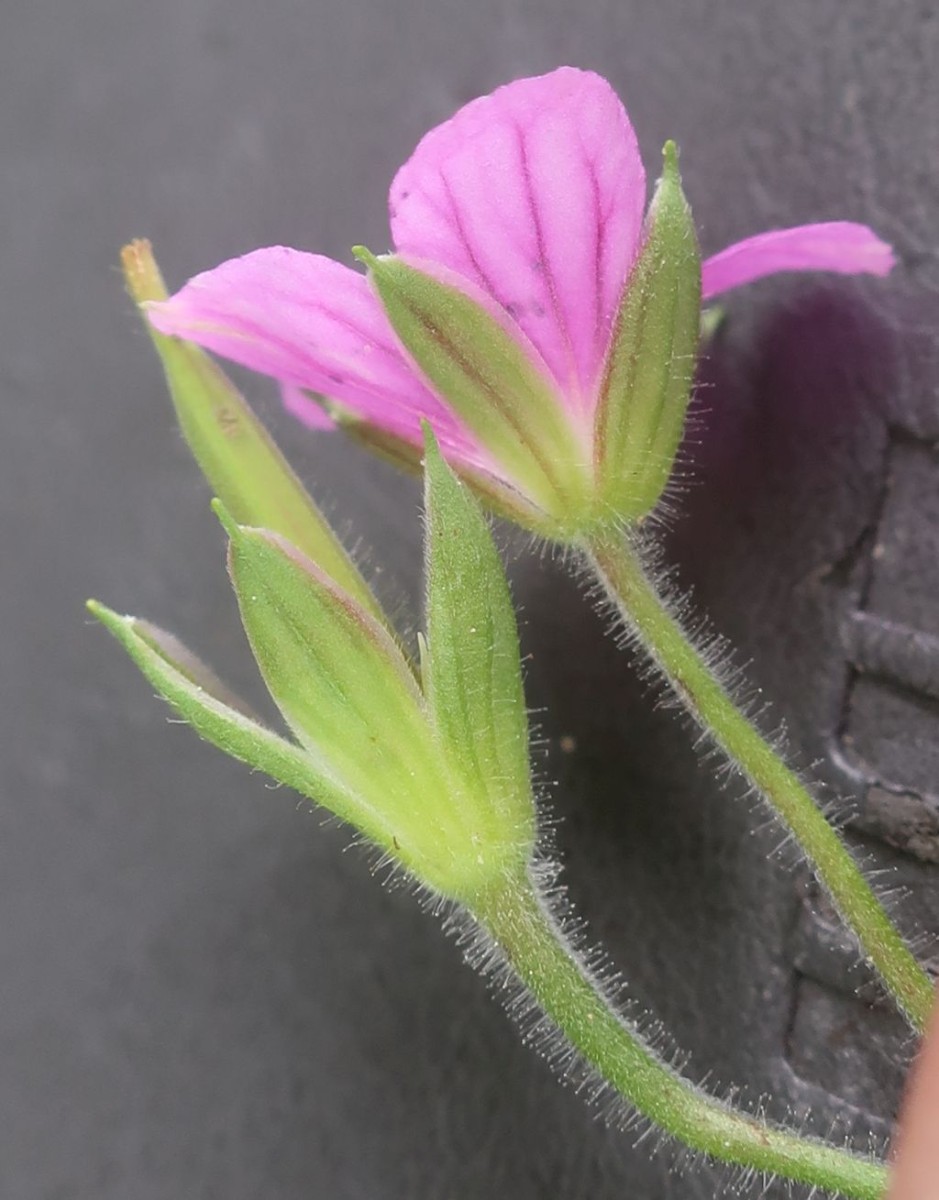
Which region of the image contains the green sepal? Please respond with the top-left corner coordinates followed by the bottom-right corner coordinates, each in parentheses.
top-left (85, 600), bottom-right (385, 833)
top-left (594, 142), bottom-right (702, 521)
top-left (422, 428), bottom-right (535, 859)
top-left (216, 502), bottom-right (508, 896)
top-left (120, 240), bottom-right (381, 623)
top-left (353, 247), bottom-right (591, 533)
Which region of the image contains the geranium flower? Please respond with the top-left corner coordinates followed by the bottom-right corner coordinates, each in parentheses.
top-left (148, 67), bottom-right (893, 537)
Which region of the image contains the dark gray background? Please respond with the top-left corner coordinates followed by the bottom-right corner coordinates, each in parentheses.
top-left (4, 1), bottom-right (939, 1197)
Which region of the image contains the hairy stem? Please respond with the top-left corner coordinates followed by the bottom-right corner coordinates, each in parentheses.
top-left (584, 530), bottom-right (933, 1033)
top-left (469, 869), bottom-right (888, 1199)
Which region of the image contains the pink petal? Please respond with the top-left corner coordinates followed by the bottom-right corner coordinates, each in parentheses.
top-left (280, 383), bottom-right (335, 430)
top-left (148, 247), bottom-right (485, 467)
top-left (701, 222), bottom-right (895, 299)
top-left (389, 67), bottom-right (646, 410)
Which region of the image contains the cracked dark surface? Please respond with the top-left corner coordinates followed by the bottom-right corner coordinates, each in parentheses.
top-left (4, 1), bottom-right (939, 1197)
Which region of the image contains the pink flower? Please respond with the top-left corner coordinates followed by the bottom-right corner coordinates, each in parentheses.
top-left (149, 67), bottom-right (894, 533)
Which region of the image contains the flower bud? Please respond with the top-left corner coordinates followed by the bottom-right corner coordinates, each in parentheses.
top-left (90, 433), bottom-right (536, 902)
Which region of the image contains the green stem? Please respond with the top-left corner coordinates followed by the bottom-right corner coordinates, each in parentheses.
top-left (470, 870), bottom-right (888, 1199)
top-left (585, 531), bottom-right (933, 1033)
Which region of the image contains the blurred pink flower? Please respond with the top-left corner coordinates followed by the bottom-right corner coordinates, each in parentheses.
top-left (149, 67), bottom-right (894, 488)
top-left (888, 992), bottom-right (939, 1199)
